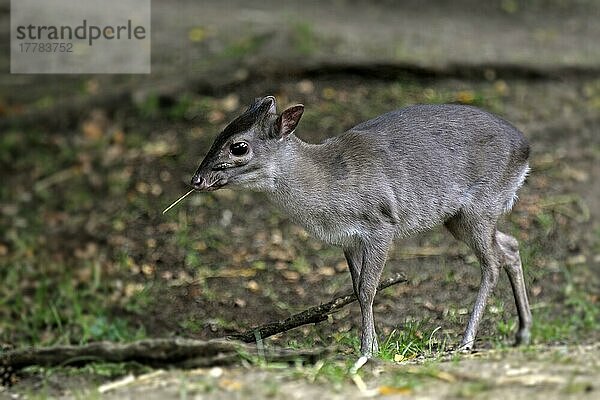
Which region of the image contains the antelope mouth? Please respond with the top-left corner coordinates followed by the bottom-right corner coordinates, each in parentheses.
top-left (204, 179), bottom-right (228, 191)
top-left (190, 175), bottom-right (228, 191)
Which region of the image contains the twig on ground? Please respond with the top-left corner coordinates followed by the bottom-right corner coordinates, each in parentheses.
top-left (2, 273), bottom-right (406, 370)
top-left (228, 272), bottom-right (408, 343)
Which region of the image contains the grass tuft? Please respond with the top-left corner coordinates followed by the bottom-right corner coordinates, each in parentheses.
top-left (378, 321), bottom-right (447, 362)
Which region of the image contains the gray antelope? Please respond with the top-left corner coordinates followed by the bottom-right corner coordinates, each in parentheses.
top-left (190, 96), bottom-right (532, 356)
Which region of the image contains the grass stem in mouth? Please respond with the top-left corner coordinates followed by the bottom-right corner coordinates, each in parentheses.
top-left (162, 189), bottom-right (195, 214)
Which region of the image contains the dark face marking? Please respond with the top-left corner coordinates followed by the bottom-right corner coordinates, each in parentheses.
top-left (204, 98), bottom-right (273, 159)
top-left (193, 97), bottom-right (275, 180)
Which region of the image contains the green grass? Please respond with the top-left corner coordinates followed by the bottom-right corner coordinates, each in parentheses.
top-left (0, 259), bottom-right (146, 346)
top-left (331, 331), bottom-right (361, 353)
top-left (531, 273), bottom-right (599, 343)
top-left (378, 321), bottom-right (447, 362)
top-left (250, 331), bottom-right (450, 394)
top-left (311, 359), bottom-right (354, 387)
top-left (0, 144), bottom-right (148, 347)
top-left (238, 323), bottom-right (448, 389)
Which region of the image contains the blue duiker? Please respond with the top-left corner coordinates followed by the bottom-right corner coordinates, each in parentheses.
top-left (190, 96), bottom-right (532, 357)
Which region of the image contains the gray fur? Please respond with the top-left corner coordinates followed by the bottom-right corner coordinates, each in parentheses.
top-left (192, 96), bottom-right (532, 357)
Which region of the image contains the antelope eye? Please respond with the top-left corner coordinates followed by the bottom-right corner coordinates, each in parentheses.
top-left (230, 142), bottom-right (249, 156)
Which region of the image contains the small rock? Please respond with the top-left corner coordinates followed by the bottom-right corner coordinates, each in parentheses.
top-left (208, 367), bottom-right (223, 378)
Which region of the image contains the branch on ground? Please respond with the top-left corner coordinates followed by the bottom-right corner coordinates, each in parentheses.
top-left (2, 273), bottom-right (406, 370)
top-left (228, 272), bottom-right (408, 342)
top-left (3, 339), bottom-right (329, 370)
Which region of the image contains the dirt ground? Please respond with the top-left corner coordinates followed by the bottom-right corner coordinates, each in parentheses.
top-left (76, 344), bottom-right (600, 400)
top-left (1, 0), bottom-right (599, 399)
top-left (7, 344), bottom-right (599, 399)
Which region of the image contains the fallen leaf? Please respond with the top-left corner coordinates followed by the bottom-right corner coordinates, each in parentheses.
top-left (136, 182), bottom-right (150, 194)
top-left (218, 378), bottom-right (243, 391)
top-left (378, 385), bottom-right (412, 395)
top-left (322, 87), bottom-right (336, 100)
top-left (212, 268), bottom-right (256, 278)
top-left (335, 261), bottom-right (347, 272)
top-left (282, 270), bottom-right (300, 281)
top-left (82, 110), bottom-right (108, 140)
top-left (112, 129), bottom-right (125, 144)
top-left (150, 183), bottom-right (163, 196)
top-left (142, 140), bottom-right (177, 157)
top-left (82, 120), bottom-right (103, 140)
top-left (494, 80), bottom-right (509, 95)
top-left (141, 264), bottom-right (155, 276)
top-left (297, 80), bottom-right (315, 94)
top-left (431, 371), bottom-right (456, 383)
top-left (124, 283), bottom-right (144, 297)
top-left (317, 266), bottom-right (336, 276)
top-left (234, 298), bottom-right (246, 308)
top-left (208, 110), bottom-right (225, 123)
top-left (221, 94), bottom-right (239, 112)
top-left (245, 280), bottom-right (260, 292)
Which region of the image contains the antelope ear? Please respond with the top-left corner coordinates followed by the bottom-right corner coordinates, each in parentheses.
top-left (251, 96), bottom-right (277, 116)
top-left (263, 96), bottom-right (277, 115)
top-left (275, 104), bottom-right (304, 138)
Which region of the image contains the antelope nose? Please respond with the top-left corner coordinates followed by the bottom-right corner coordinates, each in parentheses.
top-left (191, 174), bottom-right (205, 189)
